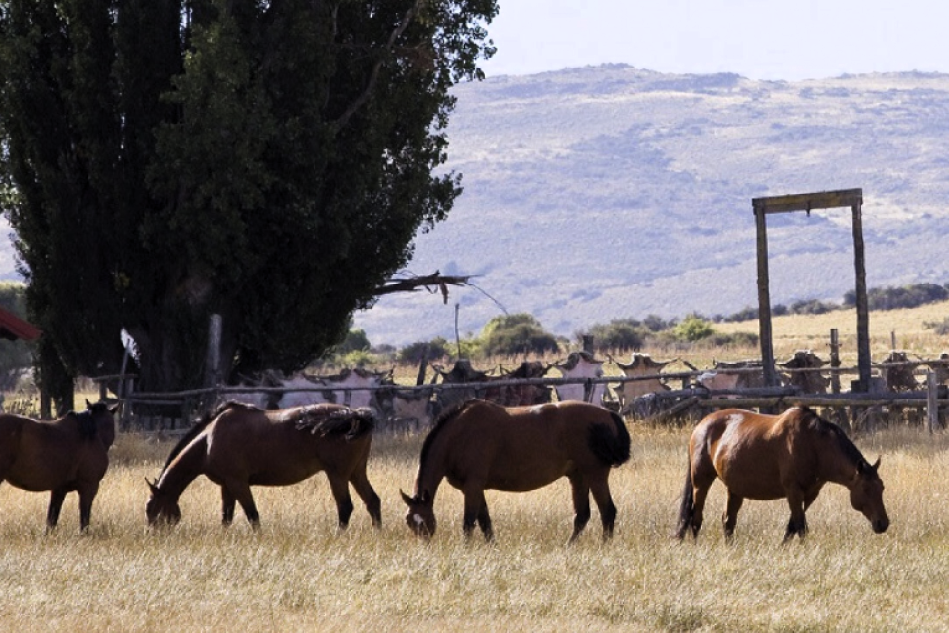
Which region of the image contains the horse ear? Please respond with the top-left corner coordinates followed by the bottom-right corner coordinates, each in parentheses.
top-left (146, 478), bottom-right (160, 495)
top-left (400, 489), bottom-right (415, 506)
top-left (872, 456), bottom-right (881, 471)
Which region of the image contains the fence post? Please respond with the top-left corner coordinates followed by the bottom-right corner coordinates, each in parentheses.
top-left (205, 314), bottom-right (223, 388)
top-left (928, 371), bottom-right (939, 434)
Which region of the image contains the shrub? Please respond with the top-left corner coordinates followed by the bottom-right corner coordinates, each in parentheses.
top-left (480, 314), bottom-right (560, 357)
top-left (672, 315), bottom-right (715, 342)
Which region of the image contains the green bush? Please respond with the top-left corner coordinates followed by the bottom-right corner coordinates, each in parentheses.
top-left (480, 314), bottom-right (559, 357)
top-left (672, 315), bottom-right (715, 342)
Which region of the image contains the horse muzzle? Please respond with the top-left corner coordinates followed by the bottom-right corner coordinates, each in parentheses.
top-left (872, 518), bottom-right (889, 534)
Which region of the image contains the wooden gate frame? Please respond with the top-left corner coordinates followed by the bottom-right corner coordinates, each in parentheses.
top-left (752, 188), bottom-right (872, 391)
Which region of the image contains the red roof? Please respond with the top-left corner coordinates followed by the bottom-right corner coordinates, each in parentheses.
top-left (0, 307), bottom-right (40, 341)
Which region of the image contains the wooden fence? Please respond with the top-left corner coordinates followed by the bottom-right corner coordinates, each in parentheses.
top-left (94, 358), bottom-right (949, 435)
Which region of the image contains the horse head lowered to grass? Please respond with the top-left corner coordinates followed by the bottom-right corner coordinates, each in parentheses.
top-left (0, 401), bottom-right (117, 531)
top-left (146, 401), bottom-right (381, 530)
top-left (675, 406), bottom-right (889, 542)
top-left (401, 399), bottom-right (631, 543)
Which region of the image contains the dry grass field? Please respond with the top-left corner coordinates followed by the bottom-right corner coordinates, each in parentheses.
top-left (2, 305), bottom-right (949, 632)
top-left (2, 421), bottom-right (949, 632)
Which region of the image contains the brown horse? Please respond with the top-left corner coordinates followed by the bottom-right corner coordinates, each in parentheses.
top-left (0, 401), bottom-right (117, 531)
top-left (675, 407), bottom-right (889, 542)
top-left (400, 399), bottom-right (631, 542)
top-left (146, 401), bottom-right (381, 530)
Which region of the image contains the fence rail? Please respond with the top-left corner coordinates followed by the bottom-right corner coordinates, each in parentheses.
top-left (94, 360), bottom-right (949, 435)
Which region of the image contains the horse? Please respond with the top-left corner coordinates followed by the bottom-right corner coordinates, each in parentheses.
top-left (0, 401), bottom-right (117, 531)
top-left (675, 406), bottom-right (889, 542)
top-left (146, 401), bottom-right (381, 530)
top-left (400, 399), bottom-right (631, 543)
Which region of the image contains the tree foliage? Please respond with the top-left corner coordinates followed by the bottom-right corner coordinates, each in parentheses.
top-left (0, 0), bottom-right (498, 397)
top-left (479, 313), bottom-right (560, 357)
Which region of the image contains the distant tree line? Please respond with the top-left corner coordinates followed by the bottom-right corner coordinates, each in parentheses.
top-left (722, 283), bottom-right (949, 323)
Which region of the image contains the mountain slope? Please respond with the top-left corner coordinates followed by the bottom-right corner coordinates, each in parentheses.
top-left (356, 66), bottom-right (949, 345)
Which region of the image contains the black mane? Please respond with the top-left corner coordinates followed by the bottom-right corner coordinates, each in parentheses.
top-left (804, 407), bottom-right (868, 468)
top-left (414, 399), bottom-right (480, 494)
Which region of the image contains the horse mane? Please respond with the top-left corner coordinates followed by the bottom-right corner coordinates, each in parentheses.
top-left (157, 401), bottom-right (244, 474)
top-left (296, 406), bottom-right (375, 439)
top-left (802, 407), bottom-right (868, 467)
top-left (416, 399), bottom-right (481, 490)
top-left (69, 402), bottom-right (112, 441)
top-left (72, 409), bottom-right (99, 441)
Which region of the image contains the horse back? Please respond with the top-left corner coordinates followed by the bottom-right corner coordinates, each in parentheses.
top-left (202, 404), bottom-right (371, 485)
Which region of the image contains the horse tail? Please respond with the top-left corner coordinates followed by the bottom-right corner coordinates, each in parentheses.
top-left (675, 459), bottom-right (694, 539)
top-left (587, 410), bottom-right (631, 467)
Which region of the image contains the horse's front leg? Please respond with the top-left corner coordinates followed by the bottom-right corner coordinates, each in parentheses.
top-left (46, 487), bottom-right (68, 532)
top-left (722, 491), bottom-right (744, 541)
top-left (783, 491), bottom-right (808, 542)
top-left (462, 486), bottom-right (492, 541)
top-left (225, 481), bottom-right (261, 529)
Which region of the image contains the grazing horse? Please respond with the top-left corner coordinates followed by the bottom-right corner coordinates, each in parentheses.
top-left (146, 401), bottom-right (381, 530)
top-left (0, 401), bottom-right (117, 531)
top-left (675, 407), bottom-right (889, 542)
top-left (400, 399), bottom-right (631, 543)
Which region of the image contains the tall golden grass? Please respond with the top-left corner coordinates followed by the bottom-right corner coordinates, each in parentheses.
top-left (2, 422), bottom-right (948, 632)
top-left (2, 305), bottom-right (948, 631)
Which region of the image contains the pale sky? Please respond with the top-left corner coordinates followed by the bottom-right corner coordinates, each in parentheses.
top-left (480, 0), bottom-right (949, 80)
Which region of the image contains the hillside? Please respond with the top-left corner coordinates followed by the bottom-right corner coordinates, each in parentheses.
top-left (355, 66), bottom-right (949, 346)
top-left (4, 65), bottom-right (949, 347)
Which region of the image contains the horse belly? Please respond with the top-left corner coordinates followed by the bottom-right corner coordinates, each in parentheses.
top-left (716, 455), bottom-right (786, 500)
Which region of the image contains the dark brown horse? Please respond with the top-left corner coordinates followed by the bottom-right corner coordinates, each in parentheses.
top-left (146, 401), bottom-right (381, 530)
top-left (676, 407), bottom-right (889, 542)
top-left (0, 401), bottom-right (117, 531)
top-left (401, 399), bottom-right (631, 542)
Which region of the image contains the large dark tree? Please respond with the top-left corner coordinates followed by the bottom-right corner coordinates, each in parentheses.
top-left (0, 0), bottom-right (497, 402)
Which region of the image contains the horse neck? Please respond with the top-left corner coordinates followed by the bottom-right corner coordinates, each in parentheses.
top-left (818, 436), bottom-right (861, 488)
top-left (156, 438), bottom-right (207, 500)
top-left (415, 433), bottom-right (449, 502)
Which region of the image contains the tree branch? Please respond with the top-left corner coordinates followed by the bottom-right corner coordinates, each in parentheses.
top-left (374, 271), bottom-right (472, 304)
top-left (331, 0), bottom-right (423, 132)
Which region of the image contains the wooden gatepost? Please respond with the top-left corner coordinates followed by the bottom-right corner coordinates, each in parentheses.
top-left (752, 188), bottom-right (872, 393)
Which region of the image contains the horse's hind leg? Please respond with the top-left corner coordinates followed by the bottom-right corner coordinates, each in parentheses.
top-left (689, 478), bottom-right (713, 539)
top-left (327, 473), bottom-right (355, 530)
top-left (722, 491), bottom-right (744, 541)
top-left (221, 488), bottom-right (236, 526)
top-left (76, 481), bottom-right (100, 532)
top-left (46, 487), bottom-right (68, 532)
top-left (349, 463), bottom-right (382, 528)
top-left (589, 474), bottom-right (618, 541)
top-left (567, 473), bottom-right (592, 543)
